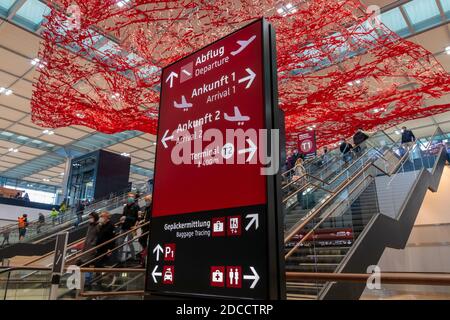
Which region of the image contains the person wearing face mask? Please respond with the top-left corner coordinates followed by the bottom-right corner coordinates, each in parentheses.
top-left (118, 193), bottom-right (140, 262)
top-left (137, 195), bottom-right (152, 266)
top-left (77, 211), bottom-right (99, 266)
top-left (95, 211), bottom-right (115, 267)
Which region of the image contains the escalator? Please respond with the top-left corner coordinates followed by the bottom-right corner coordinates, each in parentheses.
top-left (283, 131), bottom-right (401, 232)
top-left (284, 129), bottom-right (448, 300)
top-left (0, 218), bottom-right (149, 300)
top-left (0, 185), bottom-right (149, 261)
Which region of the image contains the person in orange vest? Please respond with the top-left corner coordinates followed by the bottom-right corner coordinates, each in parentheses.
top-left (18, 214), bottom-right (29, 241)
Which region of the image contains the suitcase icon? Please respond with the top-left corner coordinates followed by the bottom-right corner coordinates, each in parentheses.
top-left (213, 221), bottom-right (224, 232)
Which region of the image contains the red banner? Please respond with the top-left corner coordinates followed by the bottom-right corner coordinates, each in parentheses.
top-left (297, 131), bottom-right (317, 157)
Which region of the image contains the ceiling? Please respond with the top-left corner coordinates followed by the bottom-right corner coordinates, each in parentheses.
top-left (0, 0), bottom-right (156, 190)
top-left (0, 0), bottom-right (450, 192)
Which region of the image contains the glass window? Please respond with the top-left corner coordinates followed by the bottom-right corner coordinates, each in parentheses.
top-left (1, 131), bottom-right (14, 137)
top-left (441, 0), bottom-right (450, 18)
top-left (380, 7), bottom-right (411, 37)
top-left (13, 0), bottom-right (50, 30)
top-left (5, 185), bottom-right (56, 204)
top-left (403, 0), bottom-right (442, 32)
top-left (0, 0), bottom-right (16, 15)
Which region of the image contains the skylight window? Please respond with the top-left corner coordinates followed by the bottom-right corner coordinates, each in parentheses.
top-left (0, 0), bottom-right (16, 15)
top-left (403, 0), bottom-right (441, 32)
top-left (380, 7), bottom-right (410, 37)
top-left (13, 0), bottom-right (50, 30)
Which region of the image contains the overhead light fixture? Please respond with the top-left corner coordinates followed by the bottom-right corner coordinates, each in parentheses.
top-left (60, 172), bottom-right (65, 176)
top-left (76, 112), bottom-right (85, 119)
top-left (8, 148), bottom-right (18, 153)
top-left (395, 130), bottom-right (400, 135)
top-left (0, 87), bottom-right (13, 96)
top-left (445, 46), bottom-right (450, 55)
top-left (277, 3), bottom-right (297, 16)
top-left (117, 0), bottom-right (130, 8)
top-left (43, 129), bottom-right (55, 135)
top-left (121, 152), bottom-right (130, 157)
top-left (31, 58), bottom-right (47, 69)
top-left (43, 178), bottom-right (50, 182)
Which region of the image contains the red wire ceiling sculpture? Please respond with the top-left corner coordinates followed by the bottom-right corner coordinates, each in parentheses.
top-left (31, 0), bottom-right (450, 147)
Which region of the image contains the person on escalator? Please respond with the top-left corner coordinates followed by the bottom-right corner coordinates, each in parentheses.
top-left (340, 138), bottom-right (354, 165)
top-left (95, 211), bottom-right (115, 267)
top-left (401, 126), bottom-right (416, 145)
top-left (75, 200), bottom-right (85, 228)
top-left (352, 128), bottom-right (369, 155)
top-left (1, 227), bottom-right (10, 247)
top-left (18, 214), bottom-right (28, 241)
top-left (78, 211), bottom-right (100, 266)
top-left (118, 194), bottom-right (140, 262)
top-left (137, 195), bottom-right (152, 267)
top-left (50, 208), bottom-right (58, 226)
top-left (318, 146), bottom-right (330, 167)
top-left (37, 213), bottom-right (45, 234)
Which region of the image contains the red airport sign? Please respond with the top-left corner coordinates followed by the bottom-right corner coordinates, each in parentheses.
top-left (147, 19), bottom-right (285, 300)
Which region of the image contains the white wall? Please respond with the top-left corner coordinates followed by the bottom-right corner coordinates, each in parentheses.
top-left (415, 166), bottom-right (450, 225)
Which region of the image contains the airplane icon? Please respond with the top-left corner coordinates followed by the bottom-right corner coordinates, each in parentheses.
top-left (231, 35), bottom-right (256, 56)
top-left (224, 106), bottom-right (250, 126)
top-left (174, 95), bottom-right (193, 111)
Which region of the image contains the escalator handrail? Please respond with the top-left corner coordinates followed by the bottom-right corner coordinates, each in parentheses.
top-left (80, 230), bottom-right (149, 267)
top-left (66, 221), bottom-right (150, 265)
top-left (282, 171), bottom-right (333, 191)
top-left (0, 183), bottom-right (148, 237)
top-left (284, 174), bottom-right (374, 259)
top-left (282, 145), bottom-right (379, 204)
top-left (282, 180), bottom-right (334, 205)
top-left (285, 271), bottom-right (450, 286)
top-left (283, 143), bottom-right (416, 245)
top-left (425, 126), bottom-right (444, 150)
top-left (280, 129), bottom-right (396, 178)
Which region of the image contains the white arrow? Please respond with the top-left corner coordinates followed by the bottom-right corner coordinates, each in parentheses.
top-left (243, 267), bottom-right (260, 289)
top-left (238, 138), bottom-right (257, 162)
top-left (161, 129), bottom-right (174, 149)
top-left (165, 71), bottom-right (178, 88)
top-left (152, 244), bottom-right (163, 261)
top-left (151, 265), bottom-right (162, 283)
top-left (245, 214), bottom-right (259, 231)
top-left (238, 68), bottom-right (256, 89)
